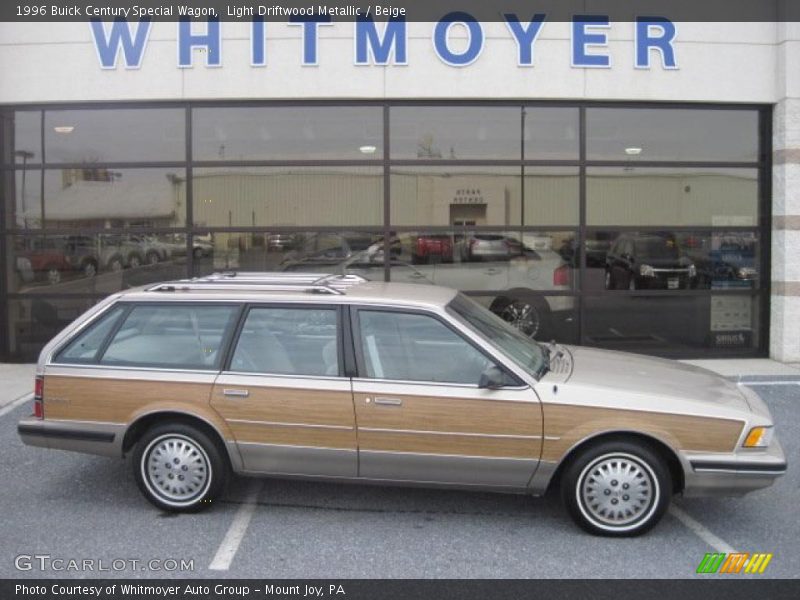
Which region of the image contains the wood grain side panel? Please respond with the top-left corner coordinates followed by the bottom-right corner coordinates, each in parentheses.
top-left (541, 404), bottom-right (745, 462)
top-left (357, 430), bottom-right (539, 459)
top-left (354, 394), bottom-right (541, 437)
top-left (43, 375), bottom-right (213, 423)
top-left (229, 423), bottom-right (354, 449)
top-left (212, 386), bottom-right (357, 450)
top-left (213, 386), bottom-right (355, 428)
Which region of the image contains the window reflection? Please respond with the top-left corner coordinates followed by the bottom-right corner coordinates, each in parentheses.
top-left (43, 168), bottom-right (186, 229)
top-left (390, 167), bottom-right (521, 227)
top-left (587, 167), bottom-right (758, 227)
top-left (583, 230), bottom-right (760, 291)
top-left (192, 167), bottom-right (382, 228)
top-left (45, 108), bottom-right (185, 163)
top-left (3, 111), bottom-right (41, 165)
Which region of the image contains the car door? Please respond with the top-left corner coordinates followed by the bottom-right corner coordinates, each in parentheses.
top-left (211, 304), bottom-right (357, 477)
top-left (351, 307), bottom-right (542, 488)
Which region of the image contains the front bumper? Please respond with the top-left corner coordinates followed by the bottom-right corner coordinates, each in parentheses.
top-left (681, 436), bottom-right (787, 497)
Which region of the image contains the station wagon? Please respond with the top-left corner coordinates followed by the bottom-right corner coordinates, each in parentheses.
top-left (18, 273), bottom-right (786, 536)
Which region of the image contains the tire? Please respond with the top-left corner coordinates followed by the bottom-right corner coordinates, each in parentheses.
top-left (628, 276), bottom-right (637, 291)
top-left (45, 266), bottom-right (61, 285)
top-left (108, 256), bottom-right (124, 272)
top-left (133, 422), bottom-right (229, 512)
top-left (82, 260), bottom-right (98, 278)
top-left (193, 247), bottom-right (204, 260)
top-left (604, 270), bottom-right (613, 290)
top-left (491, 294), bottom-right (552, 340)
top-left (128, 254), bottom-right (142, 269)
top-left (145, 251), bottom-right (160, 265)
top-left (560, 440), bottom-right (672, 537)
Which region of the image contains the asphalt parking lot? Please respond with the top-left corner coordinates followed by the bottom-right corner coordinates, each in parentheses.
top-left (0, 381), bottom-right (797, 580)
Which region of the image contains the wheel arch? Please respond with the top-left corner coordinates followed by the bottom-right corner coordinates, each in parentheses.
top-left (543, 429), bottom-right (685, 496)
top-left (122, 411), bottom-right (240, 472)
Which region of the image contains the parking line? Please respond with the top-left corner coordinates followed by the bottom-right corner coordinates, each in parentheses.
top-left (209, 479), bottom-right (264, 571)
top-left (669, 505), bottom-right (738, 554)
top-left (0, 393), bottom-right (33, 419)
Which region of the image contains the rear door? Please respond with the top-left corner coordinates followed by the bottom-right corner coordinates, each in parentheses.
top-left (211, 304), bottom-right (357, 477)
top-left (351, 307), bottom-right (542, 488)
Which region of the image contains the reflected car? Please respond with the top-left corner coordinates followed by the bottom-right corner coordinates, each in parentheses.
top-left (605, 233), bottom-right (696, 290)
top-left (283, 241), bottom-right (574, 341)
top-left (18, 273), bottom-right (786, 536)
top-left (412, 234), bottom-right (454, 264)
top-left (16, 237), bottom-right (72, 285)
top-left (63, 235), bottom-right (126, 277)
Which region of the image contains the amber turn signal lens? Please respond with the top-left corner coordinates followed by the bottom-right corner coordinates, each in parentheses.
top-left (743, 426), bottom-right (772, 448)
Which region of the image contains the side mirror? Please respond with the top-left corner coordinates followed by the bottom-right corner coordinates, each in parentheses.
top-left (478, 365), bottom-right (506, 390)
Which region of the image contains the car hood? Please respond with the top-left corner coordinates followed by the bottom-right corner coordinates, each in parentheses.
top-left (563, 346), bottom-right (751, 412)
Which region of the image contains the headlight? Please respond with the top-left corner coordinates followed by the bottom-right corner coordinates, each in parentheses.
top-left (743, 426), bottom-right (774, 448)
top-left (639, 264), bottom-right (655, 277)
top-left (688, 264), bottom-right (697, 278)
top-left (737, 267), bottom-right (757, 280)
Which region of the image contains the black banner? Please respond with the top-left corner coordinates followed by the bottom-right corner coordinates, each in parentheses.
top-left (3, 0), bottom-right (800, 22)
top-left (2, 580), bottom-right (800, 600)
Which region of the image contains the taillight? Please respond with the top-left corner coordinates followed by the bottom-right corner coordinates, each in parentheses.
top-left (553, 264), bottom-right (570, 287)
top-left (34, 376), bottom-right (44, 419)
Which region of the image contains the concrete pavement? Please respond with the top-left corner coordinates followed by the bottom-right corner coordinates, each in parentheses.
top-left (0, 364), bottom-right (36, 408)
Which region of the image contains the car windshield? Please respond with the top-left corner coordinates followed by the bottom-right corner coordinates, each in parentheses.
top-left (447, 293), bottom-right (546, 379)
top-left (636, 238), bottom-right (679, 260)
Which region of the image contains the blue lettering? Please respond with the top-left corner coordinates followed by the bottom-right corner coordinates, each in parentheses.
top-left (355, 16), bottom-right (407, 65)
top-left (252, 18), bottom-right (266, 66)
top-left (572, 16), bottom-right (610, 68)
top-left (503, 14), bottom-right (546, 66)
top-left (90, 18), bottom-right (151, 69)
top-left (433, 12), bottom-right (483, 67)
top-left (178, 18), bottom-right (221, 67)
top-left (288, 16), bottom-right (333, 66)
top-left (635, 18), bottom-right (677, 69)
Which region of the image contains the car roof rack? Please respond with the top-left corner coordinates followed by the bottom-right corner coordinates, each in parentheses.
top-left (147, 272), bottom-right (368, 295)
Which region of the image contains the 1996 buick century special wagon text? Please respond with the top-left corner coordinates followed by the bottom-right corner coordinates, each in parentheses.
top-left (18, 273), bottom-right (786, 536)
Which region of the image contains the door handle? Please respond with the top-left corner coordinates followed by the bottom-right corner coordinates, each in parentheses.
top-left (223, 388), bottom-right (250, 398)
top-left (371, 397), bottom-right (403, 406)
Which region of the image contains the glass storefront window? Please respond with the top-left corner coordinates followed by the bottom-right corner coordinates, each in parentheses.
top-left (523, 107), bottom-right (579, 160)
top-left (3, 111), bottom-right (41, 165)
top-left (583, 230), bottom-right (761, 292)
top-left (587, 167), bottom-right (758, 227)
top-left (7, 297), bottom-right (103, 362)
top-left (524, 167), bottom-right (579, 226)
top-left (7, 233), bottom-right (189, 294)
top-left (587, 108), bottom-right (759, 162)
top-left (192, 106), bottom-right (383, 161)
top-left (44, 108), bottom-right (185, 163)
top-left (192, 167), bottom-right (382, 228)
top-left (583, 293), bottom-right (760, 356)
top-left (390, 106), bottom-right (521, 160)
top-left (3, 170), bottom-right (43, 229)
top-left (192, 230), bottom-right (386, 278)
top-left (42, 168), bottom-right (186, 229)
top-left (390, 167), bottom-right (521, 227)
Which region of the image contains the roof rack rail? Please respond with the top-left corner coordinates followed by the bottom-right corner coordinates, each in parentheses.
top-left (147, 272), bottom-right (368, 295)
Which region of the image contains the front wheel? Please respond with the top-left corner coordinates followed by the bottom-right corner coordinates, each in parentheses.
top-left (133, 423), bottom-right (229, 512)
top-left (560, 440), bottom-right (671, 536)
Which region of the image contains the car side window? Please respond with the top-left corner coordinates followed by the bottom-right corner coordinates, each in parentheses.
top-left (230, 307), bottom-right (339, 377)
top-left (98, 304), bottom-right (239, 370)
top-left (55, 305), bottom-right (126, 363)
top-left (357, 310), bottom-right (497, 385)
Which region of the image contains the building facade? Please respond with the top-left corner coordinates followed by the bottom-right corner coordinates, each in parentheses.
top-left (0, 19), bottom-right (798, 362)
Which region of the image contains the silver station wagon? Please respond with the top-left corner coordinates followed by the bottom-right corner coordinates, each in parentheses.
top-left (18, 273), bottom-right (786, 536)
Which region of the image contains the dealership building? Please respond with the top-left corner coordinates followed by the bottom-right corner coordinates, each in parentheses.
top-left (0, 17), bottom-right (798, 362)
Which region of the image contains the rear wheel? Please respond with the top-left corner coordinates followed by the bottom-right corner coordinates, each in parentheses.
top-left (560, 440), bottom-right (671, 536)
top-left (133, 422), bottom-right (228, 512)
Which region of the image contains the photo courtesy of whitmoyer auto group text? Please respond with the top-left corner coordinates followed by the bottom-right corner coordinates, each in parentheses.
top-left (0, 0), bottom-right (798, 598)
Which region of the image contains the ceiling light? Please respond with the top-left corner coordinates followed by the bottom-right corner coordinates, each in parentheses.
top-left (625, 147), bottom-right (642, 156)
top-left (359, 145), bottom-right (377, 155)
top-left (53, 126), bottom-right (75, 134)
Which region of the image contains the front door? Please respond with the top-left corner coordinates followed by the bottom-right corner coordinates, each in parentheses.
top-left (351, 307), bottom-right (542, 488)
top-left (211, 304), bottom-right (357, 477)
